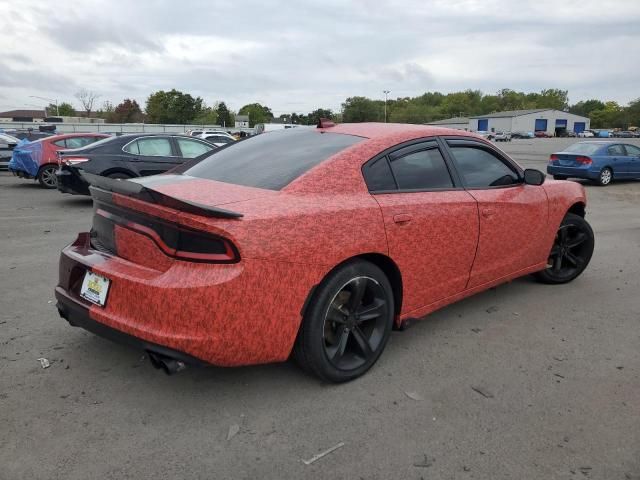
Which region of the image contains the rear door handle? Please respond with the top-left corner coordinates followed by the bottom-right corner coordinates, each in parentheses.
top-left (393, 214), bottom-right (412, 224)
top-left (481, 208), bottom-right (496, 218)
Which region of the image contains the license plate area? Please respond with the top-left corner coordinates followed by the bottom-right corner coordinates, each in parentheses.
top-left (80, 271), bottom-right (110, 306)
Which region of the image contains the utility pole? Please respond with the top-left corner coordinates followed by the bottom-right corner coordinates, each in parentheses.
top-left (30, 95), bottom-right (58, 115)
top-left (383, 90), bottom-right (390, 123)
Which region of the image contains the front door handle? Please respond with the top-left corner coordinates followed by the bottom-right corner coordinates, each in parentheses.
top-left (481, 208), bottom-right (496, 218)
top-left (393, 214), bottom-right (412, 224)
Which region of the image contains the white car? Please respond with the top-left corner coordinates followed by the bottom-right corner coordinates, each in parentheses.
top-left (494, 131), bottom-right (512, 142)
top-left (199, 132), bottom-right (236, 147)
top-left (187, 129), bottom-right (228, 137)
top-left (577, 130), bottom-right (595, 138)
top-left (474, 130), bottom-right (494, 141)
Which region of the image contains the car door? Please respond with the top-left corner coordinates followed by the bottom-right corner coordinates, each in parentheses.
top-left (606, 144), bottom-right (628, 176)
top-left (124, 136), bottom-right (181, 175)
top-left (362, 140), bottom-right (479, 313)
top-left (444, 138), bottom-right (548, 288)
top-left (621, 144), bottom-right (640, 176)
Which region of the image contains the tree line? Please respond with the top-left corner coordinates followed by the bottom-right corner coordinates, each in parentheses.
top-left (48, 88), bottom-right (640, 129)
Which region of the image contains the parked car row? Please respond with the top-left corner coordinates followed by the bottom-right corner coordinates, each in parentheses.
top-left (7, 132), bottom-right (227, 190)
top-left (57, 133), bottom-right (219, 195)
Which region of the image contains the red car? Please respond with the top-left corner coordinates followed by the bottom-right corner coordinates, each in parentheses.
top-left (10, 133), bottom-right (109, 188)
top-left (55, 122), bottom-right (594, 382)
top-left (534, 131), bottom-right (553, 138)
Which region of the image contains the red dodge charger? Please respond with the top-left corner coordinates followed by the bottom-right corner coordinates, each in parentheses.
top-left (55, 122), bottom-right (594, 382)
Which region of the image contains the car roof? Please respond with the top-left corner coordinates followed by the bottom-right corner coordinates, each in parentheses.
top-left (320, 122), bottom-right (479, 141)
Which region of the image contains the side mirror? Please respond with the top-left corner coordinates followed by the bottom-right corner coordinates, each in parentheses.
top-left (524, 168), bottom-right (545, 185)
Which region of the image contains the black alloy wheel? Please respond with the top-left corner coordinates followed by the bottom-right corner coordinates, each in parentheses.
top-left (534, 213), bottom-right (594, 284)
top-left (322, 276), bottom-right (389, 371)
top-left (37, 165), bottom-right (58, 188)
top-left (294, 260), bottom-right (394, 382)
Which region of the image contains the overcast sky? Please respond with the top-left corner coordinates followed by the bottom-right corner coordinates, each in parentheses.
top-left (1, 0), bottom-right (638, 115)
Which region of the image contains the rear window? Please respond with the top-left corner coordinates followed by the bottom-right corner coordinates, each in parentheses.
top-left (181, 128), bottom-right (363, 190)
top-left (564, 143), bottom-right (602, 155)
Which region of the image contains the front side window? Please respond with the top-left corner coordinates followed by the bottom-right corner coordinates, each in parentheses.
top-left (448, 144), bottom-right (520, 188)
top-left (53, 139), bottom-right (67, 147)
top-left (607, 144), bottom-right (625, 156)
top-left (177, 138), bottom-right (213, 158)
top-left (389, 147), bottom-right (453, 190)
top-left (134, 138), bottom-right (172, 156)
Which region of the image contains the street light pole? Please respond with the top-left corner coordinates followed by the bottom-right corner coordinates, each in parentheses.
top-left (29, 95), bottom-right (58, 115)
top-left (383, 90), bottom-right (390, 123)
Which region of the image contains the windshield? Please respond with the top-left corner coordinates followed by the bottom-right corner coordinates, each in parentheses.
top-left (0, 133), bottom-right (19, 142)
top-left (563, 143), bottom-right (603, 155)
top-left (180, 128), bottom-right (363, 190)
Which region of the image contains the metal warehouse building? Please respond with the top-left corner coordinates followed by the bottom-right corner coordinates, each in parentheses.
top-left (469, 109), bottom-right (590, 136)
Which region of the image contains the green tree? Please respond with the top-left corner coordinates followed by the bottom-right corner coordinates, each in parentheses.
top-left (215, 101), bottom-right (233, 127)
top-left (47, 102), bottom-right (74, 116)
top-left (570, 99), bottom-right (606, 117)
top-left (342, 96), bottom-right (382, 122)
top-left (238, 103), bottom-right (273, 127)
top-left (590, 101), bottom-right (623, 128)
top-left (538, 89), bottom-right (569, 110)
top-left (145, 89), bottom-right (203, 124)
top-left (307, 108), bottom-right (334, 125)
top-left (192, 107), bottom-right (218, 125)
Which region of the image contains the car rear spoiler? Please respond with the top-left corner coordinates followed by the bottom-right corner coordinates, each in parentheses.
top-left (81, 172), bottom-right (243, 219)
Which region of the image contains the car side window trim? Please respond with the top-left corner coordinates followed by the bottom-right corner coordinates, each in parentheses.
top-left (362, 136), bottom-right (464, 194)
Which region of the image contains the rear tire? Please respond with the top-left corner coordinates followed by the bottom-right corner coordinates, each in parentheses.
top-left (293, 260), bottom-right (394, 382)
top-left (37, 164), bottom-right (58, 189)
top-left (597, 167), bottom-right (612, 186)
top-left (553, 175), bottom-right (567, 180)
top-left (534, 213), bottom-right (594, 284)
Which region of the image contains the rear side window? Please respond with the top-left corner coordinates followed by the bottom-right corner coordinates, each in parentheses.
top-left (206, 135), bottom-right (233, 144)
top-left (607, 145), bottom-right (624, 156)
top-left (181, 129), bottom-right (363, 190)
top-left (53, 139), bottom-right (67, 147)
top-left (176, 138), bottom-right (213, 158)
top-left (66, 137), bottom-right (96, 149)
top-left (448, 144), bottom-right (519, 188)
top-left (389, 146), bottom-right (453, 190)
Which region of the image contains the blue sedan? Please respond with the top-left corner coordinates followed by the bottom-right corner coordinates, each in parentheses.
top-left (547, 141), bottom-right (640, 186)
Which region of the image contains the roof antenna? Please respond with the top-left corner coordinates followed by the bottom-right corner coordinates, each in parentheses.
top-left (317, 118), bottom-right (335, 129)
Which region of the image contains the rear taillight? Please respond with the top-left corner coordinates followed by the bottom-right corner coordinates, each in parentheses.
top-left (576, 156), bottom-right (592, 165)
top-left (64, 157), bottom-right (90, 165)
top-left (549, 154), bottom-right (558, 163)
top-left (95, 208), bottom-right (239, 263)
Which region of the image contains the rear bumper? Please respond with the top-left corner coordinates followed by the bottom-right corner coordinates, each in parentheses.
top-left (57, 167), bottom-right (90, 195)
top-left (546, 165), bottom-right (599, 179)
top-left (56, 232), bottom-right (325, 367)
top-left (55, 286), bottom-right (206, 366)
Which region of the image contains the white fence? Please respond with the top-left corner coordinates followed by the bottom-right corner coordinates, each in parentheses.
top-left (0, 121), bottom-right (255, 135)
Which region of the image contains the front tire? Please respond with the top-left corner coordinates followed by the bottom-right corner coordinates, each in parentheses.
top-left (294, 260), bottom-right (394, 382)
top-left (37, 165), bottom-right (58, 189)
top-left (597, 167), bottom-right (613, 186)
top-left (534, 213), bottom-right (594, 284)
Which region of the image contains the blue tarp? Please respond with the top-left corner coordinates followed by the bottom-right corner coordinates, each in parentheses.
top-left (8, 139), bottom-right (43, 177)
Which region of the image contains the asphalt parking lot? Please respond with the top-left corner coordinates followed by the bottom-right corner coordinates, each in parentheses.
top-left (1, 138), bottom-right (639, 480)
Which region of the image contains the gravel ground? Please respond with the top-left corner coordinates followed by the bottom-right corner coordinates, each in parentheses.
top-left (1, 138), bottom-right (639, 480)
